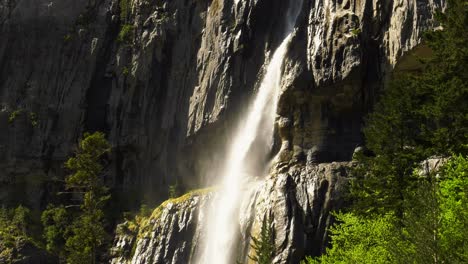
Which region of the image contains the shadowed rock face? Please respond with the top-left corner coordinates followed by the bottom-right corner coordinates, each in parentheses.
top-left (1, 0), bottom-right (443, 261)
top-left (110, 162), bottom-right (350, 264)
top-left (0, 0), bottom-right (443, 207)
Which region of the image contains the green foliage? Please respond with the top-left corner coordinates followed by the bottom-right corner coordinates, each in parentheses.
top-left (29, 112), bottom-right (38, 126)
top-left (312, 2), bottom-right (468, 263)
top-left (118, 24), bottom-right (134, 44)
top-left (41, 205), bottom-right (68, 258)
top-left (65, 131), bottom-right (110, 191)
top-left (398, 177), bottom-right (443, 264)
top-left (351, 0), bottom-right (468, 216)
top-left (351, 75), bottom-right (434, 216)
top-left (8, 109), bottom-right (23, 123)
top-left (122, 66), bottom-right (130, 76)
top-left (66, 210), bottom-right (108, 264)
top-left (138, 203), bottom-right (151, 218)
top-left (168, 181), bottom-right (180, 199)
top-left (120, 0), bottom-right (131, 22)
top-left (350, 27), bottom-right (361, 36)
top-left (43, 132), bottom-right (111, 264)
top-left (117, 203), bottom-right (152, 238)
top-left (415, 1), bottom-right (468, 155)
top-left (1, 206), bottom-right (32, 238)
top-left (0, 206), bottom-right (36, 263)
top-left (303, 213), bottom-right (398, 264)
top-left (309, 157), bottom-right (468, 264)
top-left (7, 109), bottom-right (39, 126)
top-left (63, 34), bottom-right (73, 42)
top-left (64, 132), bottom-right (110, 264)
top-left (249, 214), bottom-right (275, 264)
top-left (438, 155), bottom-right (468, 262)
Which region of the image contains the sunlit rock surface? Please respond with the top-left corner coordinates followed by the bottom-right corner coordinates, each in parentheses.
top-left (111, 162), bottom-right (349, 264)
top-left (0, 0), bottom-right (444, 206)
top-left (110, 189), bottom-right (213, 264)
top-left (1, 0), bottom-right (444, 262)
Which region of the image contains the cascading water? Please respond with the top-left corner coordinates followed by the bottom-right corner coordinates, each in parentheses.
top-left (199, 1), bottom-right (302, 263)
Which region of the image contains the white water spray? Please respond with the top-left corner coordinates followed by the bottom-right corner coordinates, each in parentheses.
top-left (199, 2), bottom-right (302, 263)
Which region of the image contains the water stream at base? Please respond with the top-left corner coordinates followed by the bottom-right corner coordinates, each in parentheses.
top-left (198, 1), bottom-right (302, 263)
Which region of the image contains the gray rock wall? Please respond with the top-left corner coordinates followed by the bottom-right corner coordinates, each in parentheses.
top-left (0, 0), bottom-right (443, 244)
top-left (109, 162), bottom-right (350, 264)
top-left (0, 0), bottom-right (445, 262)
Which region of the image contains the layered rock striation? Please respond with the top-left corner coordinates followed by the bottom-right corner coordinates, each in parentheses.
top-left (110, 162), bottom-right (349, 264)
top-left (0, 0), bottom-right (443, 205)
top-left (1, 0), bottom-right (444, 262)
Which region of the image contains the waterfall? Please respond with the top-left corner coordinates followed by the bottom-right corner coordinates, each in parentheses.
top-left (198, 1), bottom-right (302, 263)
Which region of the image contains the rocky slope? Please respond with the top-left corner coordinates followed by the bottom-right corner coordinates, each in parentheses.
top-left (0, 0), bottom-right (444, 262)
top-left (110, 162), bottom-right (350, 264)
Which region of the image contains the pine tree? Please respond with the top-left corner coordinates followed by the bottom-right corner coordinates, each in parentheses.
top-left (249, 214), bottom-right (276, 264)
top-left (301, 213), bottom-right (399, 264)
top-left (308, 1), bottom-right (468, 263)
top-left (42, 132), bottom-right (111, 264)
top-left (0, 205), bottom-right (37, 263)
top-left (41, 205), bottom-right (68, 261)
top-left (438, 155), bottom-right (468, 263)
top-left (351, 0), bottom-right (468, 217)
top-left (305, 156), bottom-right (468, 264)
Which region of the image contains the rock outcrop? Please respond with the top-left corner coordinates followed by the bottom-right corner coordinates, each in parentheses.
top-left (0, 0), bottom-right (443, 205)
top-left (110, 162), bottom-right (350, 264)
top-left (0, 0), bottom-right (444, 262)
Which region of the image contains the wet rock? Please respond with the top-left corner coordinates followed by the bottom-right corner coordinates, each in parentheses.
top-left (110, 189), bottom-right (214, 264)
top-left (0, 0), bottom-right (445, 262)
top-left (110, 162), bottom-right (350, 264)
top-left (0, 0), bottom-right (444, 207)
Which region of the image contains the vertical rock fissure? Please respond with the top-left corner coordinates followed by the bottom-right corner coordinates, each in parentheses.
top-left (84, 17), bottom-right (120, 133)
top-left (198, 0), bottom-right (303, 263)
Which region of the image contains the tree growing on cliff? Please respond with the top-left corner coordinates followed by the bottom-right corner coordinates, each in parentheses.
top-left (437, 155), bottom-right (468, 262)
top-left (302, 213), bottom-right (399, 264)
top-left (42, 132), bottom-right (111, 264)
top-left (351, 0), bottom-right (468, 217)
top-left (0, 205), bottom-right (40, 263)
top-left (305, 155), bottom-right (468, 264)
top-left (41, 205), bottom-right (68, 261)
top-left (305, 1), bottom-right (468, 262)
top-left (249, 214), bottom-right (276, 264)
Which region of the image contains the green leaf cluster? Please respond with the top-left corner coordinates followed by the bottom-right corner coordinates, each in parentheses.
top-left (118, 24), bottom-right (134, 44)
top-left (0, 206), bottom-right (37, 263)
top-left (302, 213), bottom-right (398, 264)
top-left (307, 156), bottom-right (468, 264)
top-left (42, 132), bottom-right (111, 264)
top-left (41, 206), bottom-right (68, 257)
top-left (352, 0), bottom-right (468, 216)
top-left (307, 1), bottom-right (468, 263)
top-left (168, 180), bottom-right (180, 199)
top-left (438, 155), bottom-right (468, 261)
top-left (249, 214), bottom-right (276, 264)
top-left (7, 109), bottom-right (38, 126)
top-left (120, 0), bottom-right (131, 22)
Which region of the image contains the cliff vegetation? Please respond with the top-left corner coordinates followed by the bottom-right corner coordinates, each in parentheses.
top-left (305, 0), bottom-right (468, 263)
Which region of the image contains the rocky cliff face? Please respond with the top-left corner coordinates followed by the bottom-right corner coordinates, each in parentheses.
top-left (0, 0), bottom-right (443, 208)
top-left (110, 162), bottom-right (349, 264)
top-left (1, 0), bottom-right (443, 262)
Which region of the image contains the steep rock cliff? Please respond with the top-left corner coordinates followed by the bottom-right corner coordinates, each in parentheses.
top-left (1, 0), bottom-right (443, 262)
top-left (0, 0), bottom-right (443, 208)
top-left (110, 162), bottom-right (349, 264)
top-left (104, 0), bottom-right (442, 263)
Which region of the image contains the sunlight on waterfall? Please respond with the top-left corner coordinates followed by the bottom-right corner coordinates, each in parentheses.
top-left (198, 1), bottom-right (302, 263)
